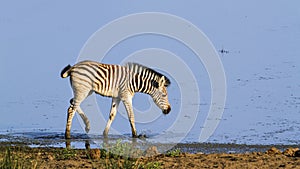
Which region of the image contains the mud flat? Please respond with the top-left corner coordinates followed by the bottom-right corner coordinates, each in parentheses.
top-left (1, 144), bottom-right (300, 168)
top-left (1, 134), bottom-right (300, 169)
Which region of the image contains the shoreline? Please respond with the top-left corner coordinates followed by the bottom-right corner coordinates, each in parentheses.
top-left (1, 132), bottom-right (300, 154)
top-left (1, 132), bottom-right (300, 168)
top-left (1, 143), bottom-right (300, 169)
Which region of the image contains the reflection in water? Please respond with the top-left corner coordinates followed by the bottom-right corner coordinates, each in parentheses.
top-left (64, 134), bottom-right (177, 158)
top-left (1, 131), bottom-right (300, 154)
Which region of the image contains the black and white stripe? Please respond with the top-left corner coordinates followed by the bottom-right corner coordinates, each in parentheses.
top-left (61, 60), bottom-right (171, 139)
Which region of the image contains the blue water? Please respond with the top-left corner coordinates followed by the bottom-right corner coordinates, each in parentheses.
top-left (0, 1), bottom-right (300, 146)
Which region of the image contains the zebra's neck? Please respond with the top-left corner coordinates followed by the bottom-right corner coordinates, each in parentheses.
top-left (124, 63), bottom-right (160, 96)
top-left (129, 72), bottom-right (158, 95)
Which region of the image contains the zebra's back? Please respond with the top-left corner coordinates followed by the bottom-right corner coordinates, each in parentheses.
top-left (69, 61), bottom-right (127, 97)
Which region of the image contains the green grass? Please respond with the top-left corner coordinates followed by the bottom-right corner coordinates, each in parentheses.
top-left (100, 139), bottom-right (162, 169)
top-left (100, 140), bottom-right (140, 168)
top-left (139, 161), bottom-right (162, 169)
top-left (0, 147), bottom-right (38, 169)
top-left (166, 148), bottom-right (181, 157)
top-left (102, 139), bottom-right (143, 159)
top-left (55, 148), bottom-right (78, 160)
top-left (0, 142), bottom-right (167, 169)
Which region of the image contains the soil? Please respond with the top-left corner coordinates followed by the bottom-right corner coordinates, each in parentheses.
top-left (1, 144), bottom-right (300, 169)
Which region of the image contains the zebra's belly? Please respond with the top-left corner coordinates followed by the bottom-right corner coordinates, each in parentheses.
top-left (93, 85), bottom-right (120, 98)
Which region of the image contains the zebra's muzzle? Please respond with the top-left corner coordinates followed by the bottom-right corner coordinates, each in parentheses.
top-left (163, 105), bottom-right (171, 114)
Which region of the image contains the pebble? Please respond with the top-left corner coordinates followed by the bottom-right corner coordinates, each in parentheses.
top-left (294, 150), bottom-right (300, 157)
top-left (144, 146), bottom-right (159, 157)
top-left (88, 149), bottom-right (101, 159)
top-left (283, 148), bottom-right (299, 157)
top-left (266, 147), bottom-right (281, 155)
top-left (47, 154), bottom-right (54, 161)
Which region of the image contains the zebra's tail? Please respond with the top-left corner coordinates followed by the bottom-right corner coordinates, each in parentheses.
top-left (61, 64), bottom-right (72, 78)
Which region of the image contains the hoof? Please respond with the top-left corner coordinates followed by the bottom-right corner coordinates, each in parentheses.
top-left (138, 134), bottom-right (148, 139)
top-left (65, 133), bottom-right (71, 139)
top-left (65, 140), bottom-right (71, 149)
top-left (85, 126), bottom-right (90, 133)
top-left (103, 131), bottom-right (108, 138)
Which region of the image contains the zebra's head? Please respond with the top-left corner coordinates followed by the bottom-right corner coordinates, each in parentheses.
top-left (152, 76), bottom-right (171, 114)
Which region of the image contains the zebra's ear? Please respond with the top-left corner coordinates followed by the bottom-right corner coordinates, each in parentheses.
top-left (158, 76), bottom-right (166, 87)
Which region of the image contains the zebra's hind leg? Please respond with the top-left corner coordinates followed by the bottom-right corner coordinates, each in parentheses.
top-left (68, 97), bottom-right (90, 134)
top-left (103, 97), bottom-right (120, 137)
top-left (65, 90), bottom-right (92, 139)
top-left (77, 106), bottom-right (90, 133)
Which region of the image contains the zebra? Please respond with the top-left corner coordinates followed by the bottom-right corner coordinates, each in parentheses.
top-left (61, 60), bottom-right (171, 139)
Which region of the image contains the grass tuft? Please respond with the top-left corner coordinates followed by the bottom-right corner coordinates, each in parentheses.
top-left (0, 147), bottom-right (38, 169)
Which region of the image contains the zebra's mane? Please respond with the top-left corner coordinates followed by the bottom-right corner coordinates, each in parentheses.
top-left (125, 62), bottom-right (171, 87)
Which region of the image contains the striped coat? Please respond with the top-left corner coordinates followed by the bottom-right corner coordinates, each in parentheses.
top-left (61, 60), bottom-right (171, 139)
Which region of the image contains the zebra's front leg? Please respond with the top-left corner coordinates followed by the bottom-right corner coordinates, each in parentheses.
top-left (103, 98), bottom-right (120, 137)
top-left (122, 98), bottom-right (137, 138)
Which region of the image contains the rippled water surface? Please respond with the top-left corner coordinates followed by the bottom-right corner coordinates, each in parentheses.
top-left (0, 1), bottom-right (299, 147)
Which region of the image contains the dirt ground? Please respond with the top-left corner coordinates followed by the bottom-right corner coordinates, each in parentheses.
top-left (1, 145), bottom-right (300, 169)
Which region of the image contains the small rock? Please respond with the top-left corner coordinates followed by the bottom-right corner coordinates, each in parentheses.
top-left (130, 149), bottom-right (143, 158)
top-left (294, 150), bottom-right (300, 157)
top-left (253, 152), bottom-right (263, 156)
top-left (266, 147), bottom-right (281, 155)
top-left (279, 164), bottom-right (286, 168)
top-left (283, 148), bottom-right (299, 157)
top-left (88, 149), bottom-right (101, 159)
top-left (144, 146), bottom-right (159, 157)
top-left (47, 154), bottom-right (54, 161)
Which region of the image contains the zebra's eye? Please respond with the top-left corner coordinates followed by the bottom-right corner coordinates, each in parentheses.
top-left (151, 80), bottom-right (159, 88)
top-left (161, 93), bottom-right (167, 97)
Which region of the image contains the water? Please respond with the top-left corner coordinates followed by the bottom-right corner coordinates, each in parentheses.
top-left (0, 1), bottom-right (300, 147)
